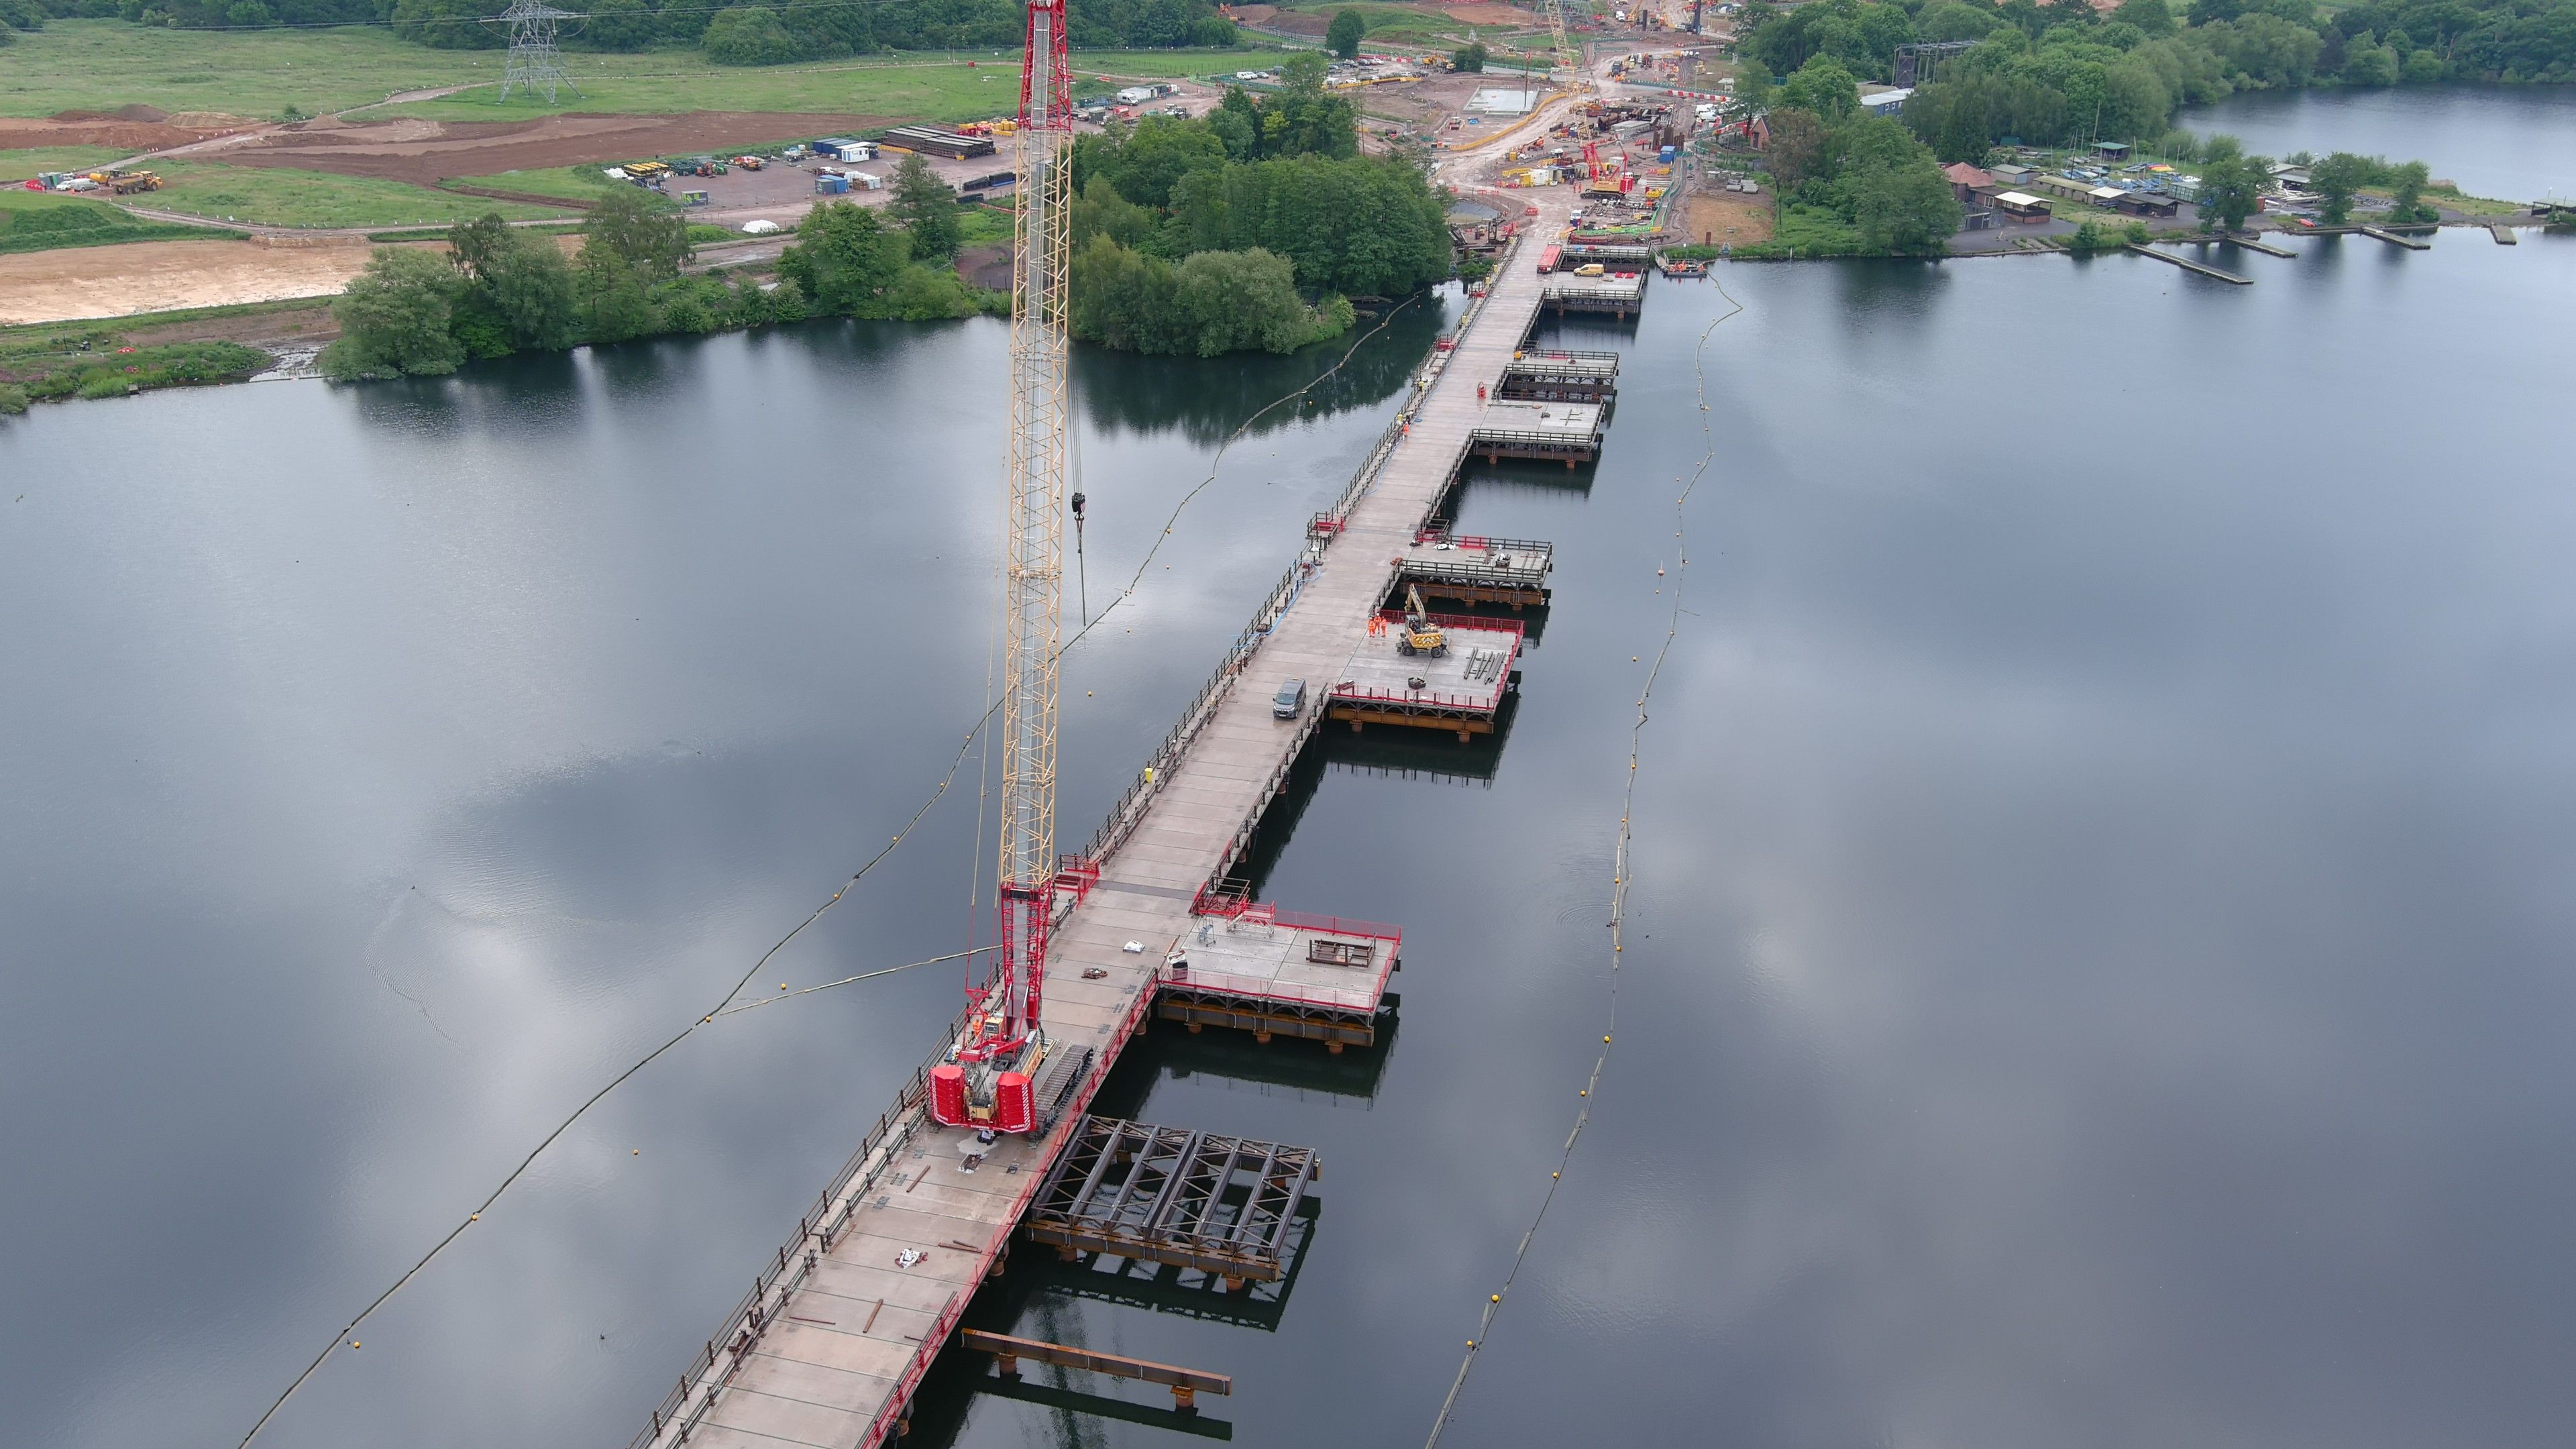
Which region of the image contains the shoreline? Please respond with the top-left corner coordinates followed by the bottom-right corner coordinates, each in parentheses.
top-left (5, 212), bottom-right (2563, 415)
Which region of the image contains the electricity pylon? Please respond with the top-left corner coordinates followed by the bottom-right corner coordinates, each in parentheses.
top-left (496, 0), bottom-right (581, 105)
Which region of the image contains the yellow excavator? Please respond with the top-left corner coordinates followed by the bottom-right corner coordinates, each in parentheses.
top-left (1396, 584), bottom-right (1448, 657)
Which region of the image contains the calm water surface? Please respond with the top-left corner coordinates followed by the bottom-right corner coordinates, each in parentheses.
top-left (9, 103), bottom-right (2576, 1449)
top-left (2184, 83), bottom-right (2576, 199)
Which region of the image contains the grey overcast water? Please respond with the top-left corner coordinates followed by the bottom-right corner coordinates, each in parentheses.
top-left (7, 91), bottom-right (2576, 1449)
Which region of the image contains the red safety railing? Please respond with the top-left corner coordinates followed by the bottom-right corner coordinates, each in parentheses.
top-left (1188, 883), bottom-right (1404, 945)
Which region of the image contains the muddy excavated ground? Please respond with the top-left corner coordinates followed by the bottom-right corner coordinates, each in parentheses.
top-left (1, 106), bottom-right (260, 154)
top-left (203, 111), bottom-right (903, 186)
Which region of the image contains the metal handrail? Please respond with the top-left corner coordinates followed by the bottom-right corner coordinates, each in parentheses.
top-left (1409, 529), bottom-right (1554, 555)
top-left (1327, 684), bottom-right (1500, 710)
top-left (626, 1008), bottom-right (971, 1449)
top-left (1075, 226), bottom-right (1534, 873)
top-left (625, 234), bottom-right (1555, 1440)
top-left (1464, 425), bottom-right (1599, 450)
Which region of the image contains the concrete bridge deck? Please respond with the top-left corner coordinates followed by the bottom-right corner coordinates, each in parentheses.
top-left (635, 190), bottom-right (1581, 1449)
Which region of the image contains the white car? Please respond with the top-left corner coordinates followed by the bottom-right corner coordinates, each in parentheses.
top-left (1236, 70), bottom-right (1267, 80)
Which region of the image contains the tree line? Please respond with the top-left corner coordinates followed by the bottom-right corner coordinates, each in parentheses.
top-left (1735, 0), bottom-right (2576, 168)
top-left (11, 0), bottom-right (1238, 61)
top-left (324, 156), bottom-right (993, 381)
top-left (1731, 59), bottom-right (1966, 255)
top-left (1064, 53), bottom-right (1451, 356)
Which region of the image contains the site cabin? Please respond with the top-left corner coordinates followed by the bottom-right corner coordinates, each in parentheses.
top-left (1116, 85), bottom-right (1158, 104)
top-left (2110, 190), bottom-right (2179, 217)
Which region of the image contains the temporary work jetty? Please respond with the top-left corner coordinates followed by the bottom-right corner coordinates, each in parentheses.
top-left (1396, 529), bottom-right (1554, 609)
top-left (1328, 610), bottom-right (1524, 740)
top-left (631, 192), bottom-right (1602, 1449)
top-left (1468, 398), bottom-right (1605, 465)
top-left (1560, 241), bottom-right (1652, 266)
top-left (2125, 244), bottom-right (2251, 284)
top-left (1542, 272), bottom-right (1646, 318)
top-left (1497, 349), bottom-right (1619, 403)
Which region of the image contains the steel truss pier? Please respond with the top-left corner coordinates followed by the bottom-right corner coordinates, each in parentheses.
top-left (1026, 1116), bottom-right (1320, 1287)
top-left (1497, 349), bottom-right (1620, 403)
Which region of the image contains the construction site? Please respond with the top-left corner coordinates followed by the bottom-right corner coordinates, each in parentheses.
top-left (602, 4), bottom-right (1685, 1442)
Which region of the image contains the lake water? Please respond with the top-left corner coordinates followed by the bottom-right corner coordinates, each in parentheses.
top-left (2184, 83), bottom-right (2576, 200)
top-left (8, 93), bottom-right (2576, 1449)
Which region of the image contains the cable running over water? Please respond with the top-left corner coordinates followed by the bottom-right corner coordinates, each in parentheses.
top-left (1421, 276), bottom-right (1748, 1446)
top-left (239, 294), bottom-right (1426, 1448)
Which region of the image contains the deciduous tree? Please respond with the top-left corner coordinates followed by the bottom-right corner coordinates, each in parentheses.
top-left (322, 248), bottom-right (465, 380)
top-left (890, 152), bottom-right (963, 260)
top-left (1326, 7), bottom-right (1364, 57)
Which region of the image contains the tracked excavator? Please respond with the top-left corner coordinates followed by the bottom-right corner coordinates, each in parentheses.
top-left (1396, 585), bottom-right (1448, 658)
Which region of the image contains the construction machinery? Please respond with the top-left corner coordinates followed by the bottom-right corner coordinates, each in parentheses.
top-left (623, 160), bottom-right (672, 186)
top-left (91, 169), bottom-right (162, 195)
top-left (927, 0), bottom-right (1081, 1136)
top-left (732, 154), bottom-right (765, 170)
top-left (1397, 585), bottom-right (1448, 657)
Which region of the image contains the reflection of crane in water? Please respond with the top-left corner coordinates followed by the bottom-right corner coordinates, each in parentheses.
top-left (927, 0), bottom-right (1079, 1136)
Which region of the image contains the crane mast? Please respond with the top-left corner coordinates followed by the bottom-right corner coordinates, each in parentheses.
top-left (930, 0), bottom-right (1074, 1135)
top-left (1542, 0), bottom-right (1582, 88)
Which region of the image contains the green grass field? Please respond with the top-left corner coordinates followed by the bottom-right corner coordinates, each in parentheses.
top-left (146, 159), bottom-right (571, 228)
top-left (0, 185), bottom-right (221, 254)
top-left (1, 147), bottom-right (135, 180)
top-left (385, 48), bottom-right (1291, 124)
top-left (447, 164), bottom-right (625, 201)
top-left (0, 21), bottom-right (1285, 124)
top-left (1271, 1), bottom-right (1487, 48)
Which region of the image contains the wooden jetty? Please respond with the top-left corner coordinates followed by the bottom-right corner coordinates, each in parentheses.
top-left (2219, 232), bottom-right (2297, 258)
top-left (629, 191), bottom-right (1596, 1449)
top-left (2491, 223), bottom-right (2519, 244)
top-left (2125, 244), bottom-right (2251, 284)
top-left (2359, 225), bottom-right (2432, 250)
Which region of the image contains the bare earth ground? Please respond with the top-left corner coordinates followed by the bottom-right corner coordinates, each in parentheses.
top-left (0, 110), bottom-right (252, 154)
top-left (1682, 186), bottom-right (1772, 246)
top-left (201, 111), bottom-right (904, 186)
top-left (0, 233), bottom-right (586, 326)
top-left (0, 239), bottom-right (383, 325)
